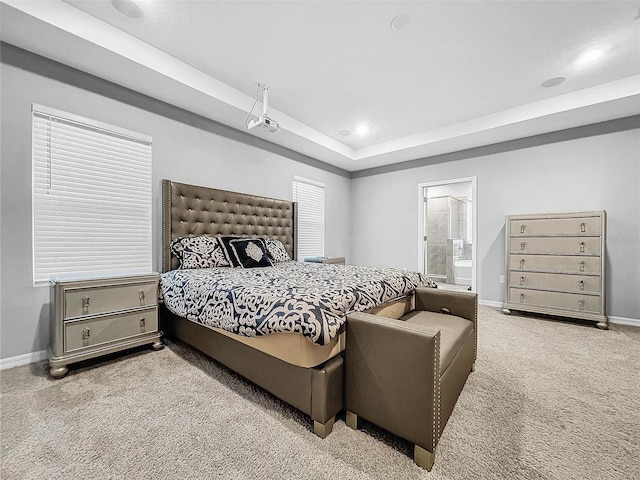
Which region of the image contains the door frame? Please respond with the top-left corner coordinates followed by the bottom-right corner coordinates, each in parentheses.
top-left (417, 176), bottom-right (477, 292)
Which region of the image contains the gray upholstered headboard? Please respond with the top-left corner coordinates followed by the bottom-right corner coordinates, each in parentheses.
top-left (162, 179), bottom-right (297, 272)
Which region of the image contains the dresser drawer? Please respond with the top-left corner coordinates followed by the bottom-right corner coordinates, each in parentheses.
top-left (509, 272), bottom-right (601, 294)
top-left (64, 307), bottom-right (158, 353)
top-left (64, 281), bottom-right (157, 319)
top-left (509, 288), bottom-right (601, 314)
top-left (510, 236), bottom-right (601, 255)
top-left (509, 254), bottom-right (601, 274)
top-left (510, 216), bottom-right (601, 236)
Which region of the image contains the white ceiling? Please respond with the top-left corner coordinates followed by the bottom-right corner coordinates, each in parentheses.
top-left (2, 0), bottom-right (639, 172)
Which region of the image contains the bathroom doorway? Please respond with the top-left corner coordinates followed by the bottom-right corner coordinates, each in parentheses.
top-left (417, 177), bottom-right (477, 292)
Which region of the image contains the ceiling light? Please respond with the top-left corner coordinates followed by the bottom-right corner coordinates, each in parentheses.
top-left (339, 130), bottom-right (351, 136)
top-left (391, 14), bottom-right (411, 31)
top-left (355, 124), bottom-right (370, 135)
top-left (575, 48), bottom-right (604, 66)
top-left (111, 0), bottom-right (144, 19)
top-left (541, 76), bottom-right (566, 88)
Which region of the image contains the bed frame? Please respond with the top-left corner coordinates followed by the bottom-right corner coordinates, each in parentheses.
top-left (160, 179), bottom-right (343, 437)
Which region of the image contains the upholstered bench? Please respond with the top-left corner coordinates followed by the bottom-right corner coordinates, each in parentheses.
top-left (344, 287), bottom-right (477, 471)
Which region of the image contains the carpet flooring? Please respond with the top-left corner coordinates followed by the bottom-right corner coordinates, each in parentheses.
top-left (1, 306), bottom-right (639, 480)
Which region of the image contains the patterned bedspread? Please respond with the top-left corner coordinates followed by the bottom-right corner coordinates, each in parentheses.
top-left (160, 261), bottom-right (434, 346)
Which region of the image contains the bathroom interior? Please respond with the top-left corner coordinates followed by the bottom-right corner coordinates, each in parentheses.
top-left (424, 182), bottom-right (473, 291)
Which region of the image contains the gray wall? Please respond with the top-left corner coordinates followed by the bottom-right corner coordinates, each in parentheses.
top-left (2, 44), bottom-right (639, 360)
top-left (350, 129), bottom-right (640, 319)
top-left (0, 50), bottom-right (351, 359)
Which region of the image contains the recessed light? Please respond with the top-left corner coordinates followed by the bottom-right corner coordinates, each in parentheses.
top-left (576, 48), bottom-right (604, 66)
top-left (111, 0), bottom-right (144, 19)
top-left (339, 130), bottom-right (351, 136)
top-left (355, 124), bottom-right (370, 135)
top-left (391, 14), bottom-right (411, 31)
top-left (541, 76), bottom-right (566, 88)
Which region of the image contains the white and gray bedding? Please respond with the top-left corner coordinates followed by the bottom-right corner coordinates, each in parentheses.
top-left (160, 261), bottom-right (434, 346)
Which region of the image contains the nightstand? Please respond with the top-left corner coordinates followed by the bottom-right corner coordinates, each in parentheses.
top-left (48, 272), bottom-right (163, 378)
top-left (304, 256), bottom-right (346, 265)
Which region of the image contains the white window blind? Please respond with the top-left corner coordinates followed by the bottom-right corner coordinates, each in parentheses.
top-left (32, 104), bottom-right (153, 284)
top-left (292, 176), bottom-right (325, 260)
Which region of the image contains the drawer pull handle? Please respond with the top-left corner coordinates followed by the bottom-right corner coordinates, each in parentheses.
top-left (519, 293), bottom-right (525, 303)
top-left (82, 327), bottom-right (90, 340)
top-left (579, 280), bottom-right (585, 291)
top-left (520, 225), bottom-right (526, 233)
top-left (579, 300), bottom-right (585, 310)
top-left (139, 290), bottom-right (145, 305)
top-left (520, 276), bottom-right (525, 285)
top-left (140, 316), bottom-right (145, 330)
top-left (520, 242), bottom-right (526, 251)
top-left (519, 259), bottom-right (525, 269)
top-left (580, 242), bottom-right (585, 253)
top-left (580, 222), bottom-right (586, 233)
top-left (579, 261), bottom-right (585, 272)
top-left (82, 296), bottom-right (90, 314)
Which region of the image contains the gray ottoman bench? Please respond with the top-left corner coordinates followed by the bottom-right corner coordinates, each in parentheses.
top-left (344, 287), bottom-right (477, 471)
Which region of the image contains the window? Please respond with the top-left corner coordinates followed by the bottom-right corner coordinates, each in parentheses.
top-left (32, 104), bottom-right (152, 284)
top-left (292, 176), bottom-right (325, 260)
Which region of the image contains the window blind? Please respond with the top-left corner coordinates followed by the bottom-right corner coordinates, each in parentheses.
top-left (292, 176), bottom-right (325, 260)
top-left (32, 104), bottom-right (153, 284)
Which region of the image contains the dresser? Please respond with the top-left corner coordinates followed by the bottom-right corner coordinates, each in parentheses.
top-left (502, 211), bottom-right (607, 329)
top-left (48, 273), bottom-right (163, 378)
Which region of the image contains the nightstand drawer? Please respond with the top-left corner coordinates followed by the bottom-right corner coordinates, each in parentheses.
top-left (64, 307), bottom-right (158, 353)
top-left (65, 281), bottom-right (157, 319)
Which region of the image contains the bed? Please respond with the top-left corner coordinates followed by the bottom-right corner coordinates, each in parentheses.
top-left (159, 179), bottom-right (432, 437)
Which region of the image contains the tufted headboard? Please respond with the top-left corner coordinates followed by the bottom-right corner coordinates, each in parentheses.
top-left (162, 179), bottom-right (297, 272)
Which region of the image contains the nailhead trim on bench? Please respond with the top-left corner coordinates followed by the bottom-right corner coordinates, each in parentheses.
top-left (432, 332), bottom-right (441, 449)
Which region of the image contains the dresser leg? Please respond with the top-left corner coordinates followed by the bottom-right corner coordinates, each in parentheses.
top-left (151, 340), bottom-right (164, 350)
top-left (49, 365), bottom-right (68, 379)
top-left (502, 308), bottom-right (511, 315)
top-left (596, 322), bottom-right (609, 330)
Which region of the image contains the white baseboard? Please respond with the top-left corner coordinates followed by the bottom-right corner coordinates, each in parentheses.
top-left (609, 316), bottom-right (640, 328)
top-left (479, 300), bottom-right (639, 327)
top-left (479, 299), bottom-right (503, 309)
top-left (0, 350), bottom-right (47, 370)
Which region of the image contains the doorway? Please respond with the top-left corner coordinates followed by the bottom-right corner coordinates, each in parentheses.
top-left (417, 177), bottom-right (477, 292)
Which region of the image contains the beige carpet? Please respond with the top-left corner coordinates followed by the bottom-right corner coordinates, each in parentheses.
top-left (1, 306), bottom-right (639, 480)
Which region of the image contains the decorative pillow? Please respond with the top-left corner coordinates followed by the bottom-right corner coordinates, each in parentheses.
top-left (219, 237), bottom-right (273, 268)
top-left (265, 238), bottom-right (291, 263)
top-left (424, 276), bottom-right (438, 288)
top-left (217, 236), bottom-right (243, 267)
top-left (170, 236), bottom-right (231, 269)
